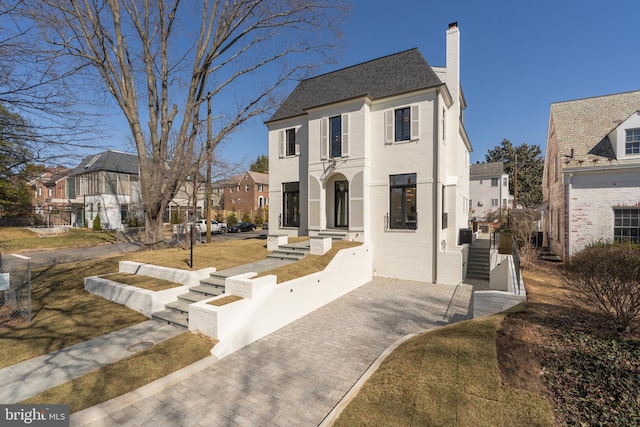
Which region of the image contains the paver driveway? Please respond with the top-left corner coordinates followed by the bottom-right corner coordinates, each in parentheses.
top-left (72, 277), bottom-right (472, 426)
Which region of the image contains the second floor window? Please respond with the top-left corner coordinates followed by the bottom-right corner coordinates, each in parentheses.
top-left (491, 178), bottom-right (498, 187)
top-left (330, 115), bottom-right (342, 158)
top-left (321, 114), bottom-right (349, 158)
top-left (626, 129), bottom-right (640, 154)
top-left (286, 128), bottom-right (296, 156)
top-left (395, 107), bottom-right (411, 141)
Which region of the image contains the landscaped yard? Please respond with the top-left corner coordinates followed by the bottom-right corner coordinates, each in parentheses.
top-left (0, 231), bottom-right (363, 413)
top-left (2, 227), bottom-right (637, 424)
top-left (0, 227), bottom-right (117, 252)
top-left (335, 259), bottom-right (640, 426)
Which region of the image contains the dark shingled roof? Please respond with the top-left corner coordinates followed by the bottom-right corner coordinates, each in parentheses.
top-left (470, 162), bottom-right (504, 178)
top-left (267, 48), bottom-right (443, 123)
top-left (71, 150), bottom-right (140, 176)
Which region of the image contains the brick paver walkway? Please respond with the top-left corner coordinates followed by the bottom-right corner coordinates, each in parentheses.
top-left (72, 277), bottom-right (472, 426)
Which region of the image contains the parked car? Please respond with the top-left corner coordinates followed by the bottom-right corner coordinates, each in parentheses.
top-left (228, 222), bottom-right (256, 233)
top-left (262, 222), bottom-right (268, 230)
top-left (193, 219), bottom-right (227, 235)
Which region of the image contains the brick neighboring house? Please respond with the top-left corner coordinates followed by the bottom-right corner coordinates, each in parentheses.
top-left (469, 162), bottom-right (511, 221)
top-left (541, 90), bottom-right (640, 260)
top-left (222, 171), bottom-right (269, 220)
top-left (29, 166), bottom-right (73, 225)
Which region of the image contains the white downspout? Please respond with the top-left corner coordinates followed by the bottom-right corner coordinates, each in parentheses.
top-left (433, 90), bottom-right (440, 283)
top-left (566, 173), bottom-right (573, 261)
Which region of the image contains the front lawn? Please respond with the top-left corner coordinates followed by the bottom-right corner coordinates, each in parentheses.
top-left (0, 227), bottom-right (117, 252)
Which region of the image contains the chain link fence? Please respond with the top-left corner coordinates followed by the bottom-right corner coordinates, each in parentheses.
top-left (0, 253), bottom-right (31, 328)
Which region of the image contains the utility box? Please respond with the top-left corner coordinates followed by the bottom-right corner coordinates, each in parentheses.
top-left (459, 228), bottom-right (473, 244)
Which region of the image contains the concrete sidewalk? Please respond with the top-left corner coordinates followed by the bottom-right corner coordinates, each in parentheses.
top-left (72, 278), bottom-right (472, 426)
top-left (0, 320), bottom-right (184, 404)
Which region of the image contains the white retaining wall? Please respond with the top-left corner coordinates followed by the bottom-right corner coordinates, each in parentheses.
top-left (189, 243), bottom-right (373, 359)
top-left (473, 252), bottom-right (526, 318)
top-left (118, 261), bottom-right (215, 287)
top-left (84, 263), bottom-right (216, 317)
top-left (84, 277), bottom-right (189, 318)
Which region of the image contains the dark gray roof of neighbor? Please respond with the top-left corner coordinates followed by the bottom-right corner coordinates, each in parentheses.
top-left (267, 48), bottom-right (443, 123)
top-left (550, 90), bottom-right (640, 166)
top-left (470, 161), bottom-right (504, 177)
top-left (70, 150), bottom-right (140, 176)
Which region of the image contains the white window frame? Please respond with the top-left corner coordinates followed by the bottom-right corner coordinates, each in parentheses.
top-left (321, 114), bottom-right (349, 159)
top-left (278, 128), bottom-right (300, 158)
top-left (384, 105), bottom-right (420, 144)
top-left (626, 129), bottom-right (640, 155)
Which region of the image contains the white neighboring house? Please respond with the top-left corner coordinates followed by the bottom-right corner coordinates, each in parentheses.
top-left (68, 150), bottom-right (202, 230)
top-left (266, 23), bottom-right (472, 285)
top-left (542, 90), bottom-right (640, 260)
top-left (469, 162), bottom-right (511, 221)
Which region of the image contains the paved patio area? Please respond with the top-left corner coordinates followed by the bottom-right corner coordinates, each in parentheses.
top-left (72, 277), bottom-right (473, 426)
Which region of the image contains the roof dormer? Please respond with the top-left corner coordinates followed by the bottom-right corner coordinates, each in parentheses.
top-left (608, 111), bottom-right (640, 159)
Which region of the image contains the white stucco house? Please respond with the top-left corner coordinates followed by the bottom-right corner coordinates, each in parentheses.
top-left (542, 90), bottom-right (640, 260)
top-left (469, 162), bottom-right (511, 221)
top-left (266, 23), bottom-right (472, 285)
top-left (68, 150), bottom-right (205, 230)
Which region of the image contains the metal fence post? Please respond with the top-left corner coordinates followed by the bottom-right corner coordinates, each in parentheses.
top-left (27, 262), bottom-right (31, 323)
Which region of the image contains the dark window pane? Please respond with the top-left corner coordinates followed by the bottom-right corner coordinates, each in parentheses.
top-left (389, 173), bottom-right (417, 230)
top-left (330, 116), bottom-right (341, 157)
top-left (394, 108), bottom-right (411, 141)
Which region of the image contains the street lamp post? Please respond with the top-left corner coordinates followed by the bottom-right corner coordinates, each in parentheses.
top-left (206, 94), bottom-right (212, 243)
top-left (205, 93), bottom-right (223, 244)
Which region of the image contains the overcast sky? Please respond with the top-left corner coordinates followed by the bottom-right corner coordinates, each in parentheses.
top-left (100, 0), bottom-right (640, 168)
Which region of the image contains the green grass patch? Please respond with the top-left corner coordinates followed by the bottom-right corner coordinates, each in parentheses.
top-left (334, 315), bottom-right (555, 427)
top-left (0, 228), bottom-right (117, 252)
top-left (208, 295), bottom-right (243, 306)
top-left (20, 332), bottom-right (214, 413)
top-left (99, 272), bottom-right (181, 291)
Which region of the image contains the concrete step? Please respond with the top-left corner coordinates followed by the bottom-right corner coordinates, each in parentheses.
top-left (190, 284), bottom-right (224, 297)
top-left (267, 251), bottom-right (306, 261)
top-left (165, 300), bottom-right (190, 315)
top-left (178, 292), bottom-right (212, 304)
top-left (151, 310), bottom-right (188, 329)
top-left (279, 243), bottom-right (310, 251)
top-left (317, 231), bottom-right (347, 240)
top-left (199, 275), bottom-right (226, 287)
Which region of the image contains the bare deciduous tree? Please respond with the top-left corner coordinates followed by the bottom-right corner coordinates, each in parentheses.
top-left (15, 0), bottom-right (347, 245)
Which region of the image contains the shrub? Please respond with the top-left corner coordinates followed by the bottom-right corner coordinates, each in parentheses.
top-left (253, 207), bottom-right (265, 227)
top-left (226, 211), bottom-right (238, 226)
top-left (214, 210), bottom-right (225, 222)
top-left (241, 211), bottom-right (252, 223)
top-left (564, 242), bottom-right (640, 332)
top-left (92, 214), bottom-right (102, 231)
